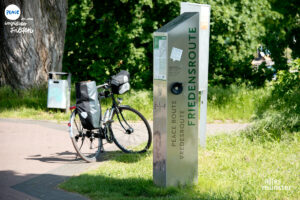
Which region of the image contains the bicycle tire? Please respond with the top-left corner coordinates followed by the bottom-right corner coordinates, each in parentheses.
top-left (69, 110), bottom-right (102, 162)
top-left (110, 106), bottom-right (152, 153)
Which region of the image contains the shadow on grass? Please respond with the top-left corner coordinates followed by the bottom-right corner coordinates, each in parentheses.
top-left (60, 173), bottom-right (233, 200)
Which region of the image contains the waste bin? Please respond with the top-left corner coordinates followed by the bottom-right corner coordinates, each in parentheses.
top-left (47, 72), bottom-right (71, 111)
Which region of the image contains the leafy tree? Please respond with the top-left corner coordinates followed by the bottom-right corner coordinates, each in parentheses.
top-left (64, 0), bottom-right (152, 88)
top-left (63, 0), bottom-right (298, 88)
top-left (262, 0), bottom-right (300, 67)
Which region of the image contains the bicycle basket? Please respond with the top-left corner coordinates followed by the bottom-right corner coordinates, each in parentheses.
top-left (75, 81), bottom-right (101, 129)
top-left (111, 70), bottom-right (130, 94)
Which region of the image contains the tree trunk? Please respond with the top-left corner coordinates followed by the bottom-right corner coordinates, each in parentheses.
top-left (0, 0), bottom-right (67, 89)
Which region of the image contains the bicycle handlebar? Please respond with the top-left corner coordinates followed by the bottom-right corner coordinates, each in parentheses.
top-left (96, 83), bottom-right (109, 89)
top-left (97, 83), bottom-right (112, 98)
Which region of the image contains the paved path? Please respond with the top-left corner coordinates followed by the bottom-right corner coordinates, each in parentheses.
top-left (206, 122), bottom-right (249, 135)
top-left (0, 118), bottom-right (101, 200)
top-left (0, 118), bottom-right (249, 200)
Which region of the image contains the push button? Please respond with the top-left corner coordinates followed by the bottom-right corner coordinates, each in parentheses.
top-left (171, 82), bottom-right (183, 95)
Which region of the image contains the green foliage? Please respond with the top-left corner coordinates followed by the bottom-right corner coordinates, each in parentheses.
top-left (207, 84), bottom-right (269, 122)
top-left (99, 90), bottom-right (153, 121)
top-left (63, 0), bottom-right (299, 88)
top-left (60, 133), bottom-right (300, 199)
top-left (243, 59), bottom-right (300, 140)
top-left (0, 85), bottom-right (153, 122)
top-left (273, 59), bottom-right (300, 97)
top-left (63, 0), bottom-right (166, 89)
top-left (195, 0), bottom-right (281, 86)
top-left (263, 0), bottom-right (300, 66)
top-left (0, 84), bottom-right (48, 110)
top-left (0, 85), bottom-right (74, 121)
top-left (0, 84), bottom-right (271, 123)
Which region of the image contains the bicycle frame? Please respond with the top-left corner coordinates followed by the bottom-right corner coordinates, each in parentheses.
top-left (99, 91), bottom-right (133, 133)
top-left (69, 80), bottom-right (152, 162)
top-left (69, 83), bottom-right (133, 139)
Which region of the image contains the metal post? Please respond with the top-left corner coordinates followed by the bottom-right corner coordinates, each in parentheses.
top-left (153, 12), bottom-right (200, 187)
top-left (153, 2), bottom-right (211, 187)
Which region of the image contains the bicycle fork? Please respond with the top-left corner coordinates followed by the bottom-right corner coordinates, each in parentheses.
top-left (114, 107), bottom-right (134, 134)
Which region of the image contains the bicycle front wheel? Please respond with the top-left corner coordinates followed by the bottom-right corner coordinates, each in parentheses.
top-left (69, 110), bottom-right (102, 162)
top-left (110, 106), bottom-right (152, 153)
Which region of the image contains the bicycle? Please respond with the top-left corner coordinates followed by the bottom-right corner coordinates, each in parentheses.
top-left (68, 73), bottom-right (152, 162)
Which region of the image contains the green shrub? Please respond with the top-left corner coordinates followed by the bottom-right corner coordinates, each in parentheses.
top-left (63, 0), bottom-right (296, 88)
top-left (243, 59), bottom-right (300, 140)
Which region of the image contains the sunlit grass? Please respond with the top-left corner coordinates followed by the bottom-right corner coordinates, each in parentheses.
top-left (59, 133), bottom-right (300, 200)
top-left (207, 85), bottom-right (269, 122)
top-left (0, 107), bottom-right (70, 121)
top-left (0, 85), bottom-right (72, 122)
top-left (0, 85), bottom-right (267, 123)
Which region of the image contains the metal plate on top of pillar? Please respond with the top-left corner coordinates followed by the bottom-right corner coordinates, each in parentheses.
top-left (153, 12), bottom-right (199, 187)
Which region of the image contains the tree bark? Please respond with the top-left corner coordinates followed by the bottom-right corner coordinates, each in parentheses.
top-left (0, 0), bottom-right (67, 89)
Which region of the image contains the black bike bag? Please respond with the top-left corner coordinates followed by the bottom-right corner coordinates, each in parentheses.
top-left (111, 70), bottom-right (130, 94)
top-left (75, 81), bottom-right (101, 129)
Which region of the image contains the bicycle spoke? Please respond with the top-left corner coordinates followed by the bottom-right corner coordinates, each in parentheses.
top-left (70, 111), bottom-right (102, 162)
top-left (111, 107), bottom-right (151, 153)
top-left (74, 118), bottom-right (82, 133)
top-left (79, 135), bottom-right (85, 150)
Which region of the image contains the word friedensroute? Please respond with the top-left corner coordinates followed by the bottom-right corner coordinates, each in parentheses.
top-left (187, 27), bottom-right (197, 127)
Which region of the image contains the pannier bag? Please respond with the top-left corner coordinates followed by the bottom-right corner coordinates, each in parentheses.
top-left (111, 70), bottom-right (130, 94)
top-left (75, 81), bottom-right (101, 129)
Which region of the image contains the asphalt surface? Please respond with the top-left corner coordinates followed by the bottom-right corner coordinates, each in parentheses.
top-left (0, 118), bottom-right (249, 200)
top-left (0, 118), bottom-right (102, 200)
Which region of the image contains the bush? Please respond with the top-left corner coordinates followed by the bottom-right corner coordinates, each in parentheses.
top-left (243, 59), bottom-right (300, 140)
top-left (63, 0), bottom-right (293, 88)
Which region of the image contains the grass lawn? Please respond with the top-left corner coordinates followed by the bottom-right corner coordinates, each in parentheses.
top-left (0, 85), bottom-right (267, 123)
top-left (59, 132), bottom-right (299, 200)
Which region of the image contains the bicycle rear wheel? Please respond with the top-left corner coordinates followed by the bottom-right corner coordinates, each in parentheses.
top-left (110, 106), bottom-right (152, 153)
top-left (69, 110), bottom-right (102, 162)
